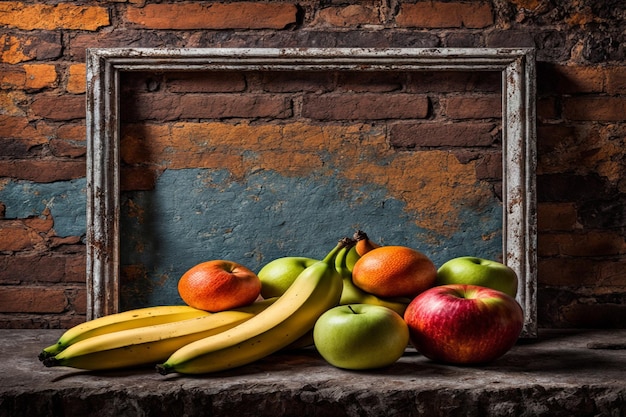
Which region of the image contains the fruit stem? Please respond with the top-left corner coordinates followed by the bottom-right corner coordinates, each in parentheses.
top-left (42, 357), bottom-right (59, 368)
top-left (348, 305), bottom-right (357, 314)
top-left (155, 364), bottom-right (172, 375)
top-left (353, 230), bottom-right (368, 242)
top-left (340, 237), bottom-right (356, 249)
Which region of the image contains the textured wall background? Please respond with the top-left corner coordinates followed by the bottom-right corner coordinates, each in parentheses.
top-left (117, 69), bottom-right (504, 309)
top-left (0, 0), bottom-right (624, 328)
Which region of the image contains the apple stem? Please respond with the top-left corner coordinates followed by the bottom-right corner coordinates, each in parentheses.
top-left (348, 305), bottom-right (357, 314)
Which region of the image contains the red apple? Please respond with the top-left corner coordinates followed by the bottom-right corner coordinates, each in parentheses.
top-left (404, 284), bottom-right (523, 364)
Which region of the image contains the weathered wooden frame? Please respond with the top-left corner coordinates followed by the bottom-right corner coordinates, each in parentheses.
top-left (86, 47), bottom-right (537, 337)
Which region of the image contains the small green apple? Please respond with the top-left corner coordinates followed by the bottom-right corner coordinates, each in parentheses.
top-left (313, 304), bottom-right (409, 370)
top-left (436, 256), bottom-right (518, 298)
top-left (257, 257), bottom-right (318, 298)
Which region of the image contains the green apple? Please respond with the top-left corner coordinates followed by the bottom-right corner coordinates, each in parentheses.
top-left (313, 304), bottom-right (409, 370)
top-left (435, 256), bottom-right (518, 298)
top-left (257, 257), bottom-right (318, 298)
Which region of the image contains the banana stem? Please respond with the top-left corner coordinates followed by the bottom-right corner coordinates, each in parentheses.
top-left (339, 236), bottom-right (356, 249)
top-left (156, 364), bottom-right (171, 375)
top-left (39, 344), bottom-right (62, 361)
top-left (42, 357), bottom-right (60, 368)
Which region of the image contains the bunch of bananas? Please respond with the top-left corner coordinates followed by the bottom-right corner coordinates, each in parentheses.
top-left (40, 298), bottom-right (277, 370)
top-left (40, 241), bottom-right (346, 374)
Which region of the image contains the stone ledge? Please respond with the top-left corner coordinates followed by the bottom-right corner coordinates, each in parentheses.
top-left (1, 329), bottom-right (624, 417)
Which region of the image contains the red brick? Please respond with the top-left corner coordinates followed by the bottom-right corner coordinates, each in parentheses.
top-left (0, 159), bottom-right (85, 182)
top-left (0, 66), bottom-right (25, 88)
top-left (537, 97), bottom-right (558, 120)
top-left (67, 31), bottom-right (186, 62)
top-left (0, 90), bottom-right (27, 117)
top-left (302, 93), bottom-right (428, 120)
top-left (49, 140), bottom-right (86, 159)
top-left (24, 64), bottom-right (57, 89)
top-left (66, 64), bottom-right (85, 94)
top-left (473, 151), bottom-right (502, 180)
top-left (0, 287), bottom-right (67, 313)
top-left (0, 116), bottom-right (48, 147)
top-left (536, 124), bottom-right (576, 158)
top-left (0, 220), bottom-right (43, 251)
top-left (0, 254), bottom-right (66, 284)
top-left (408, 71), bottom-right (501, 94)
top-left (605, 66), bottom-right (626, 94)
top-left (537, 202), bottom-right (579, 231)
top-left (538, 258), bottom-right (626, 287)
top-left (24, 212), bottom-right (53, 233)
top-left (124, 93), bottom-right (292, 120)
top-left (122, 93), bottom-right (180, 121)
top-left (0, 2), bottom-right (109, 31)
top-left (563, 96), bottom-right (626, 121)
top-left (539, 231), bottom-right (626, 257)
top-left (70, 288), bottom-right (87, 315)
top-left (510, 0), bottom-right (543, 10)
top-left (167, 72), bottom-right (246, 93)
top-left (396, 2), bottom-right (493, 28)
top-left (64, 255), bottom-right (85, 284)
top-left (49, 123), bottom-right (87, 158)
top-left (336, 72), bottom-right (404, 93)
top-left (49, 235), bottom-right (82, 249)
top-left (390, 122), bottom-right (499, 147)
top-left (260, 72), bottom-right (336, 93)
top-left (55, 123), bottom-right (86, 142)
top-left (0, 33), bottom-right (62, 64)
top-left (1, 34), bottom-right (32, 64)
top-left (125, 3), bottom-right (297, 29)
top-left (31, 94), bottom-right (85, 120)
top-left (314, 5), bottom-right (380, 27)
top-left (444, 95), bottom-right (502, 119)
top-left (180, 94), bottom-right (293, 119)
top-left (541, 65), bottom-right (606, 93)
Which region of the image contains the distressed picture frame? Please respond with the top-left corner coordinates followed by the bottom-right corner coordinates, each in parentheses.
top-left (86, 48), bottom-right (537, 337)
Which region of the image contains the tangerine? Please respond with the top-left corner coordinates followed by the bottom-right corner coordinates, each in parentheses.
top-left (351, 246), bottom-right (437, 299)
top-left (177, 260), bottom-right (261, 312)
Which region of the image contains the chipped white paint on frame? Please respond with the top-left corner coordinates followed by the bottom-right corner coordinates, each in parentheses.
top-left (86, 48), bottom-right (537, 337)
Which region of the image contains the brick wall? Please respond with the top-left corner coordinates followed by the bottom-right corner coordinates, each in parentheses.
top-left (0, 1), bottom-right (624, 329)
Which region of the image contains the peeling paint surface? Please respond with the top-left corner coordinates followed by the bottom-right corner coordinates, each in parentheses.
top-left (0, 178), bottom-right (86, 237)
top-left (120, 120), bottom-right (503, 309)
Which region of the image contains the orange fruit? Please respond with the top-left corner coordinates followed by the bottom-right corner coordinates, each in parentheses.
top-left (352, 246), bottom-right (437, 299)
top-left (177, 260), bottom-right (261, 312)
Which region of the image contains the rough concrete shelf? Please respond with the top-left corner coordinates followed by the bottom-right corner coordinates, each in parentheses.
top-left (1, 329), bottom-right (624, 416)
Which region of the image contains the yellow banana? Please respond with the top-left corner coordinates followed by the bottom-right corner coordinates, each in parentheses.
top-left (39, 304), bottom-right (212, 361)
top-left (42, 298), bottom-right (276, 371)
top-left (156, 242), bottom-right (344, 375)
top-left (336, 242), bottom-right (410, 316)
